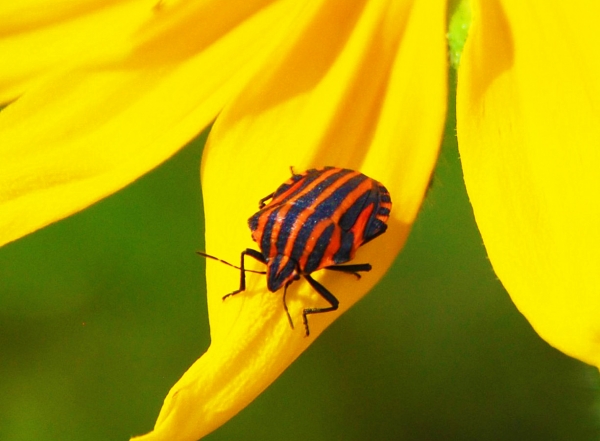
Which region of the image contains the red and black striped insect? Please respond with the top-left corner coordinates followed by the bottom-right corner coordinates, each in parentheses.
top-left (200, 167), bottom-right (391, 336)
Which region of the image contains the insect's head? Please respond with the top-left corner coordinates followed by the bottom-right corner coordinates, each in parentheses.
top-left (266, 254), bottom-right (298, 292)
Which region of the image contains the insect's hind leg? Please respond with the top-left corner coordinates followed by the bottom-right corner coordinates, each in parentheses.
top-left (301, 274), bottom-right (340, 337)
top-left (258, 193), bottom-right (274, 209)
top-left (223, 248), bottom-right (267, 300)
top-left (325, 263), bottom-right (372, 279)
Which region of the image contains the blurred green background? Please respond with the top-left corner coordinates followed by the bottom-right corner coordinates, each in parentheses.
top-left (1, 77), bottom-right (600, 441)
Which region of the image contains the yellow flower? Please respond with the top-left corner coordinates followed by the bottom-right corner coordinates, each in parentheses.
top-left (1, 1), bottom-right (599, 441)
top-left (457, 0), bottom-right (600, 367)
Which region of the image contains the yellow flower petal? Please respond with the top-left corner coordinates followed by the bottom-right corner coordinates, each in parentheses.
top-left (0, 0), bottom-right (297, 247)
top-left (0, 0), bottom-right (156, 103)
top-left (133, 1), bottom-right (447, 440)
top-left (457, 0), bottom-right (600, 366)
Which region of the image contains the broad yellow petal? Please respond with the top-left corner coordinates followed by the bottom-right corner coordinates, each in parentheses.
top-left (457, 0), bottom-right (600, 366)
top-left (135, 1), bottom-right (447, 440)
top-left (0, 0), bottom-right (297, 247)
top-left (0, 0), bottom-right (157, 103)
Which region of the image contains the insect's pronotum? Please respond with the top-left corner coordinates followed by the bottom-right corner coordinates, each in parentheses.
top-left (200, 167), bottom-right (392, 336)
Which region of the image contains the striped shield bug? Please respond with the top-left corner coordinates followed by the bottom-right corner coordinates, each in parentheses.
top-left (199, 166), bottom-right (392, 336)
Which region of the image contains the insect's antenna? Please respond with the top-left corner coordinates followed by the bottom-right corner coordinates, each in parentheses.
top-left (196, 251), bottom-right (266, 274)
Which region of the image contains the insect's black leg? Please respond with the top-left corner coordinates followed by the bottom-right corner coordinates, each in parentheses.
top-left (282, 281), bottom-right (295, 330)
top-left (325, 263), bottom-right (372, 279)
top-left (301, 274), bottom-right (340, 337)
top-left (223, 248), bottom-right (267, 301)
top-left (258, 193), bottom-right (274, 209)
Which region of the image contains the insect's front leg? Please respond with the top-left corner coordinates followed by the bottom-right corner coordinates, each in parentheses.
top-left (223, 248), bottom-right (267, 300)
top-left (300, 274), bottom-right (340, 337)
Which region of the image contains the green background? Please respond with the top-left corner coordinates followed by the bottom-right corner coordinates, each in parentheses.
top-left (1, 74), bottom-right (599, 440)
